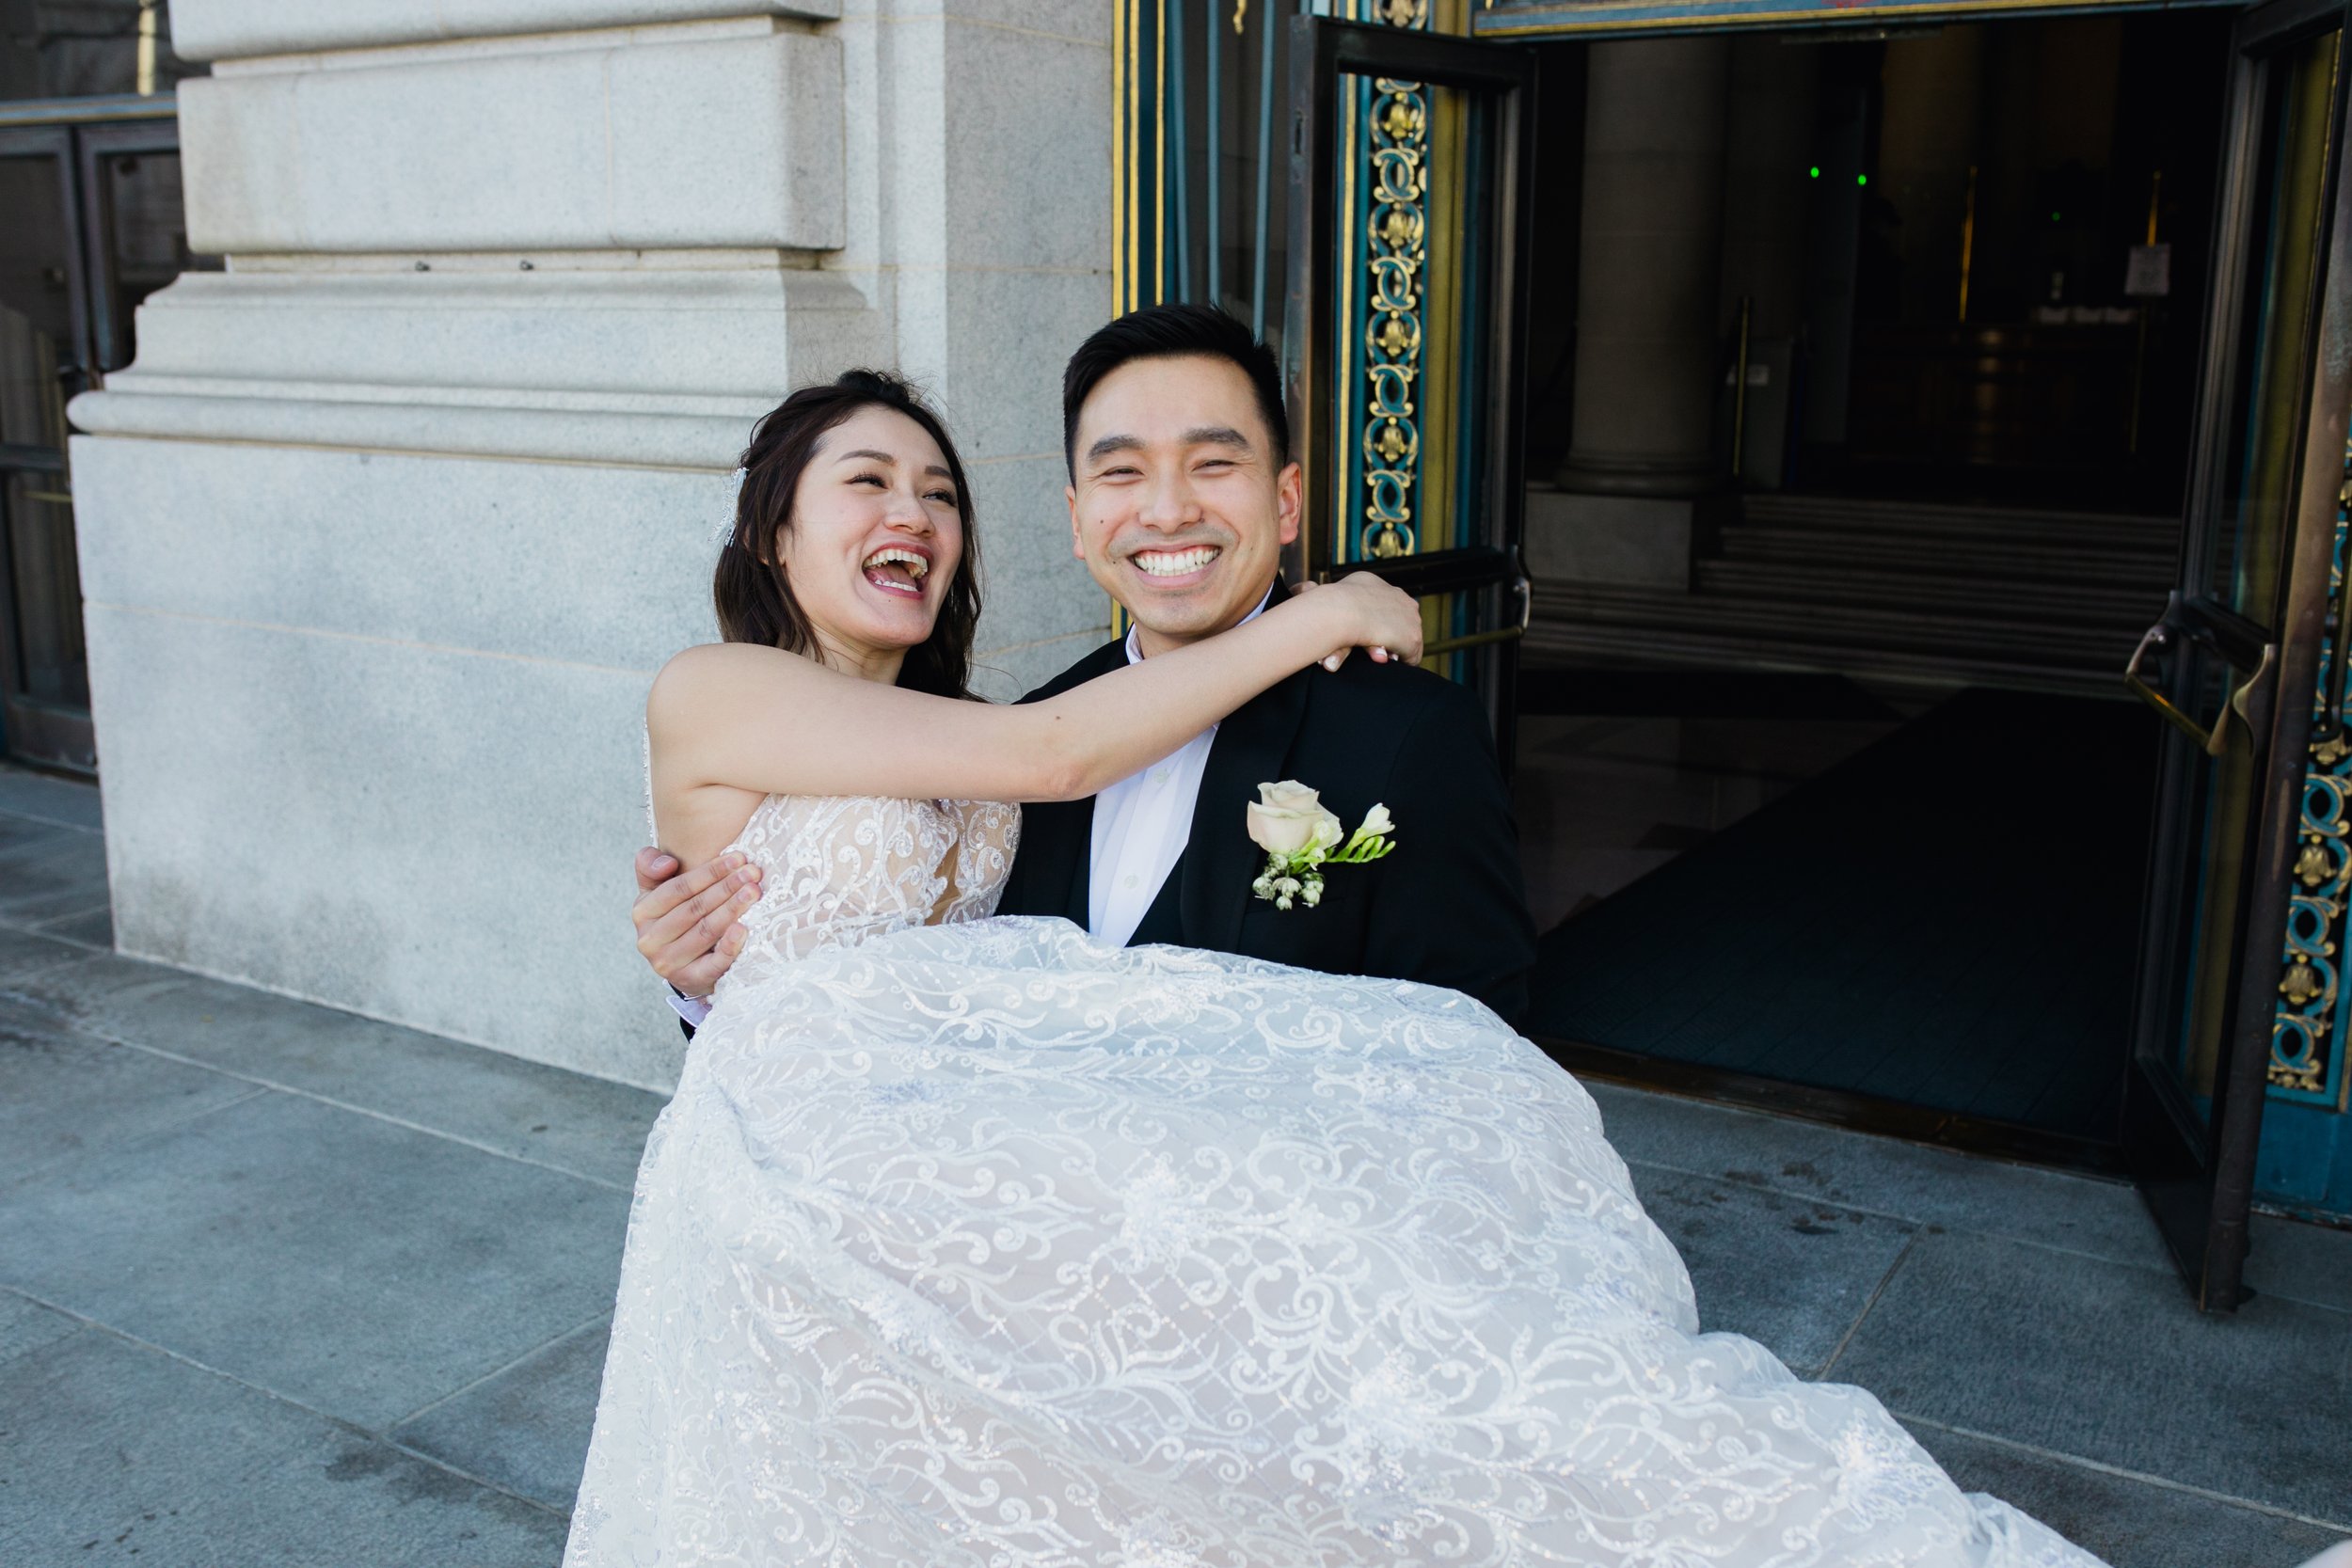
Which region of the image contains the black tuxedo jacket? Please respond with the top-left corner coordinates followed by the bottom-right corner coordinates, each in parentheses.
top-left (993, 592), bottom-right (1537, 1024)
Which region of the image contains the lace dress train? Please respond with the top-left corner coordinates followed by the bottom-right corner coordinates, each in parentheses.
top-left (564, 794), bottom-right (2106, 1568)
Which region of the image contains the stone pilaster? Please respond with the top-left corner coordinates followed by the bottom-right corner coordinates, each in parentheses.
top-left (66, 1), bottom-right (1111, 1086)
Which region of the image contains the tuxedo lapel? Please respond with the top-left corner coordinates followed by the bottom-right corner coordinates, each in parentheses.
top-left (1006, 639), bottom-right (1127, 926)
top-left (1180, 667), bottom-right (1311, 957)
top-left (1062, 797), bottom-right (1097, 927)
top-left (1125, 851), bottom-right (1188, 945)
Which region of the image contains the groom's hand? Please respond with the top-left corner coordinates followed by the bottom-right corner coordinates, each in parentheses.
top-left (632, 847), bottom-right (759, 996)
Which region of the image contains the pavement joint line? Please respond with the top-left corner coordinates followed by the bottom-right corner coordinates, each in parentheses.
top-left (386, 1307), bottom-right (612, 1433)
top-left (1624, 1148), bottom-right (2352, 1319)
top-left (0, 990), bottom-right (640, 1194)
top-left (1812, 1229), bottom-right (1918, 1383)
top-left (19, 904), bottom-right (115, 947)
top-left (0, 803), bottom-right (103, 836)
top-left (1892, 1411), bottom-right (2352, 1536)
top-left (1617, 1149), bottom-right (2200, 1283)
top-left (12, 937), bottom-right (677, 1097)
top-left (0, 1282), bottom-right (572, 1519)
top-left (0, 947), bottom-right (97, 988)
top-left (0, 1083), bottom-right (275, 1196)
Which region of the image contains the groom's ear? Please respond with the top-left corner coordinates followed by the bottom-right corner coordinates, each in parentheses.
top-left (1276, 461), bottom-right (1302, 547)
top-left (1067, 483), bottom-right (1084, 560)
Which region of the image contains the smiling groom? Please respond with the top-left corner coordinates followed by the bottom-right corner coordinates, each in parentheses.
top-left (634, 305), bottom-right (1535, 1024)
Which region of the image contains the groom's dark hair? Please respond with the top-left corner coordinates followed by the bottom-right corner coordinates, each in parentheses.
top-left (716, 370), bottom-right (983, 700)
top-left (1062, 304), bottom-right (1291, 481)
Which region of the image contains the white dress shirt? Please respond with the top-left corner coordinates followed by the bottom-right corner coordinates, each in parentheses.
top-left (1088, 588), bottom-right (1271, 947)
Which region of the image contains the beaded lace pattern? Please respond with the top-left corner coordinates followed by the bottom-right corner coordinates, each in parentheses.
top-left (568, 792), bottom-right (2109, 1568)
top-left (713, 792), bottom-right (1020, 990)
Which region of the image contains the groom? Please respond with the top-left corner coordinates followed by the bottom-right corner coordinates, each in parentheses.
top-left (634, 304), bottom-right (1535, 1022)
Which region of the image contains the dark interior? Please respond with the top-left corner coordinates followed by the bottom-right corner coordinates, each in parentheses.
top-left (1511, 15), bottom-right (2232, 1149)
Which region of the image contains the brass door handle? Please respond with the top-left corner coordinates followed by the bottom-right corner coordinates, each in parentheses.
top-left (1421, 574), bottom-right (1532, 658)
top-left (2124, 619), bottom-right (2277, 758)
top-left (2125, 622), bottom-right (2215, 749)
top-left (2220, 642), bottom-right (2279, 756)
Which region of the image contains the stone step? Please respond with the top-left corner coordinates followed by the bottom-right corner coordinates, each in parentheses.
top-left (1714, 525), bottom-right (2178, 583)
top-left (1691, 557), bottom-right (2165, 624)
top-left (1522, 605), bottom-right (2129, 698)
top-left (1737, 493), bottom-right (2180, 552)
top-left (1529, 580), bottom-right (2136, 678)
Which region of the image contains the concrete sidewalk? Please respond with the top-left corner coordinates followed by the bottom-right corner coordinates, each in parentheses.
top-left (1, 766), bottom-right (2345, 1567)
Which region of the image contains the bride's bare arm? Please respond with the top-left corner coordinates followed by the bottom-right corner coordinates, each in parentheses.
top-left (649, 571), bottom-right (1421, 810)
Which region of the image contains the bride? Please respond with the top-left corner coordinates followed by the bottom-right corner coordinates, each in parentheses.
top-left (569, 370), bottom-right (2107, 1567)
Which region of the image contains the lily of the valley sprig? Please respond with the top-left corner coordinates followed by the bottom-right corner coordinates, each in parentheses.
top-left (1246, 781), bottom-right (1396, 911)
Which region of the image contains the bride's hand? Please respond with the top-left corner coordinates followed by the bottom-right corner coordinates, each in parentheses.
top-left (1291, 573), bottom-right (1423, 672)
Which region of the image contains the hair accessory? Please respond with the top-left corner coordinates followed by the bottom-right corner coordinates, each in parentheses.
top-left (713, 467), bottom-right (747, 546)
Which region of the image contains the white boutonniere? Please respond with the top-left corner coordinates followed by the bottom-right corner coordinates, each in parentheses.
top-left (1246, 781), bottom-right (1396, 911)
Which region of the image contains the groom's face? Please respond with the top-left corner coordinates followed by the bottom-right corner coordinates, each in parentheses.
top-left (1066, 354), bottom-right (1301, 657)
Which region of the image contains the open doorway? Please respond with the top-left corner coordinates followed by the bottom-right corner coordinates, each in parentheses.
top-left (1510, 14), bottom-right (2237, 1158)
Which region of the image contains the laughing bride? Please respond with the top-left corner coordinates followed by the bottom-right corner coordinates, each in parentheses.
top-left (566, 369), bottom-right (2112, 1568)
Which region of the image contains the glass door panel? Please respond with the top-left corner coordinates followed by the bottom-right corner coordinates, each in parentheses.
top-left (0, 109), bottom-right (196, 773)
top-left (2124, 3), bottom-right (2352, 1311)
top-left (1288, 19), bottom-right (1534, 758)
top-left (0, 135), bottom-right (91, 770)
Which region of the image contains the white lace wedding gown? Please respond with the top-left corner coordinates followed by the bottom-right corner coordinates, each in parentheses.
top-left (565, 792), bottom-right (2106, 1568)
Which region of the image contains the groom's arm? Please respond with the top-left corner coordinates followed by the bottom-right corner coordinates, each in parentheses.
top-left (632, 848), bottom-right (762, 1037)
top-left (1361, 685), bottom-right (1536, 1025)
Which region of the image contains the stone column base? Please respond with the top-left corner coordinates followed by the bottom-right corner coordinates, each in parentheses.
top-left (1524, 488), bottom-right (1708, 589)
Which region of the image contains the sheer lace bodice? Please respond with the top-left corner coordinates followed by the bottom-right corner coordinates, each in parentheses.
top-left (712, 793), bottom-right (1021, 992)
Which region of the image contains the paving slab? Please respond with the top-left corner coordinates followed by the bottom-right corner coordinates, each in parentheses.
top-left (0, 1289), bottom-right (83, 1370)
top-left (393, 1316), bottom-right (611, 1512)
top-left (0, 766), bottom-right (102, 832)
top-left (0, 1327), bottom-right (566, 1568)
top-left (0, 997), bottom-right (262, 1188)
top-left (1906, 1420), bottom-right (2350, 1568)
top-left (1834, 1229), bottom-right (2352, 1528)
top-left (29, 903), bottom-right (113, 950)
top-left (0, 926), bottom-right (91, 985)
top-left (4, 951), bottom-right (664, 1188)
top-left (1625, 1160), bottom-right (1915, 1376)
top-left (2246, 1212), bottom-right (2352, 1316)
top-left (0, 823), bottom-right (110, 926)
top-left (1589, 1081), bottom-right (2168, 1268)
top-left (0, 1088), bottom-right (629, 1431)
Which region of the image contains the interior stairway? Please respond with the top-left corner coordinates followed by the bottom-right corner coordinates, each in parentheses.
top-left (1523, 493), bottom-right (2181, 698)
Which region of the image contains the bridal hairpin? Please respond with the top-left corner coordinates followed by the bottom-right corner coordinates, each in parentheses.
top-left (713, 467), bottom-right (747, 546)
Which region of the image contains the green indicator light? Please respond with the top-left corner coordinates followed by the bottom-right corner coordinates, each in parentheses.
top-left (1856, 173), bottom-right (1868, 187)
top-left (2051, 211), bottom-right (2060, 221)
top-left (1809, 166), bottom-right (1820, 179)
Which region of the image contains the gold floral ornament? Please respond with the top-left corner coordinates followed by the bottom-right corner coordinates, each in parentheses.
top-left (1247, 782), bottom-right (1396, 911)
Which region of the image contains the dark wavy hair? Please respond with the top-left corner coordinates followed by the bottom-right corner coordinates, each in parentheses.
top-left (714, 371), bottom-right (982, 700)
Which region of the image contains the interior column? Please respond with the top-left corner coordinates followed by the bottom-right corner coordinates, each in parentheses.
top-left (1529, 37), bottom-right (1730, 587)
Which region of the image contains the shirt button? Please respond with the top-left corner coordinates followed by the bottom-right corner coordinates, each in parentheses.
top-left (1149, 768), bottom-right (1170, 784)
top-left (1123, 874), bottom-right (1139, 889)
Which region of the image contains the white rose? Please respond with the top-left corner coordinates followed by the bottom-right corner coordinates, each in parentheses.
top-left (1248, 780), bottom-right (1344, 858)
top-left (1258, 780), bottom-right (1323, 813)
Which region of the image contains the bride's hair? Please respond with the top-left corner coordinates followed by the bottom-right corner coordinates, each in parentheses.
top-left (715, 370), bottom-right (983, 699)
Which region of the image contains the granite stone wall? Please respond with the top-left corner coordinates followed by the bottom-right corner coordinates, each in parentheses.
top-left (68, 0), bottom-right (1114, 1086)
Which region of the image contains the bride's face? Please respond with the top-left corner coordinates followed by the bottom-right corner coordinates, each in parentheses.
top-left (776, 406), bottom-right (965, 668)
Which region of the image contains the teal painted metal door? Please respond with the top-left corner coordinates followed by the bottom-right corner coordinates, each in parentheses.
top-left (1284, 17), bottom-right (1535, 765)
top-left (2123, 0), bottom-right (2352, 1312)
